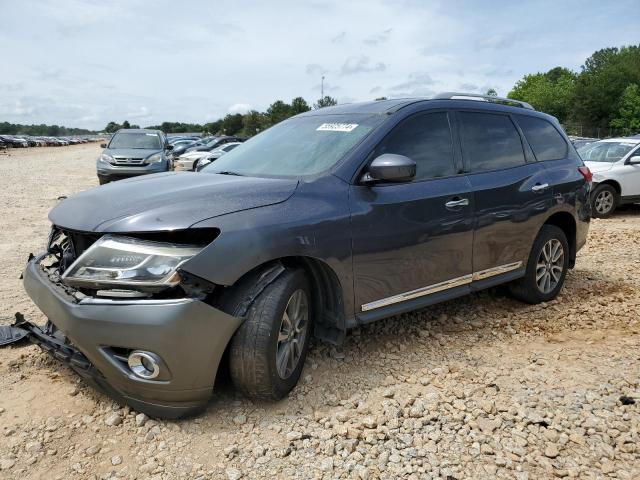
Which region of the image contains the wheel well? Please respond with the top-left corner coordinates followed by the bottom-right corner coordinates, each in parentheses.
top-left (219, 257), bottom-right (346, 345)
top-left (543, 212), bottom-right (577, 268)
top-left (596, 180), bottom-right (621, 195)
top-left (280, 257), bottom-right (346, 345)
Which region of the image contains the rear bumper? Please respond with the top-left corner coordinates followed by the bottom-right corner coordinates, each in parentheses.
top-left (22, 254), bottom-right (242, 418)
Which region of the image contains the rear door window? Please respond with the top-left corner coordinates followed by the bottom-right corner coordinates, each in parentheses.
top-left (459, 112), bottom-right (526, 173)
top-left (516, 115), bottom-right (567, 161)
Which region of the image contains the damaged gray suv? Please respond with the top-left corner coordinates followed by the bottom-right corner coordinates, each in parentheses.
top-left (20, 95), bottom-right (591, 418)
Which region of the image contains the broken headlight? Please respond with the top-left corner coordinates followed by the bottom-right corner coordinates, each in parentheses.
top-left (61, 235), bottom-right (202, 291)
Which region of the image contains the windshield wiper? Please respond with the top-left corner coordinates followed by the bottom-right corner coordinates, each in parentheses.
top-left (215, 171), bottom-right (244, 176)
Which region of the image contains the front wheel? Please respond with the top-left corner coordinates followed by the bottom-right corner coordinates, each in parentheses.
top-left (591, 184), bottom-right (618, 218)
top-left (228, 269), bottom-right (312, 400)
top-left (508, 225), bottom-right (569, 304)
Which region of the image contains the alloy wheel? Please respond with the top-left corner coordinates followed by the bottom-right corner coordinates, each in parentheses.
top-left (594, 190), bottom-right (614, 215)
top-left (536, 239), bottom-right (564, 294)
top-left (276, 289), bottom-right (309, 379)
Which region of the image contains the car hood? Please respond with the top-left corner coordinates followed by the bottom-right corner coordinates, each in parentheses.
top-left (49, 172), bottom-right (299, 232)
top-left (584, 161), bottom-right (614, 173)
top-left (104, 148), bottom-right (161, 158)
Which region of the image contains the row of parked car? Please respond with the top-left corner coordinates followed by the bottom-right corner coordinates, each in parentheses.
top-left (167, 134), bottom-right (245, 171)
top-left (0, 135), bottom-right (101, 149)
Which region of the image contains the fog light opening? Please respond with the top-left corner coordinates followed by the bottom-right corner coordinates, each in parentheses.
top-left (127, 351), bottom-right (161, 380)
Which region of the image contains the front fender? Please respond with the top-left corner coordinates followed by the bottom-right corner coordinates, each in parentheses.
top-left (181, 175), bottom-right (355, 316)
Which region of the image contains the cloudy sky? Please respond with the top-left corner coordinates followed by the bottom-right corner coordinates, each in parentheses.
top-left (1, 0), bottom-right (637, 130)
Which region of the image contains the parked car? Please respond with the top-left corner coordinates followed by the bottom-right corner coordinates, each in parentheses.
top-left (170, 137), bottom-right (215, 157)
top-left (96, 128), bottom-right (173, 184)
top-left (0, 135), bottom-right (27, 148)
top-left (577, 137), bottom-right (640, 217)
top-left (20, 94), bottom-right (590, 418)
top-left (174, 142), bottom-right (242, 172)
top-left (193, 142), bottom-right (242, 171)
top-left (182, 136), bottom-right (245, 155)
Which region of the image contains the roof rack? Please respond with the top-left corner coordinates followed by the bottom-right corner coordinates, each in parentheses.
top-left (433, 92), bottom-right (535, 110)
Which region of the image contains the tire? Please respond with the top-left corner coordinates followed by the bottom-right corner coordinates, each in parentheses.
top-left (508, 225), bottom-right (569, 304)
top-left (98, 177), bottom-right (109, 185)
top-left (228, 269), bottom-right (312, 400)
top-left (591, 184), bottom-right (618, 218)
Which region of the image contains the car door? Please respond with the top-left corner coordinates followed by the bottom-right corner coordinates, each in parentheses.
top-left (617, 144), bottom-right (640, 197)
top-left (456, 110), bottom-right (553, 278)
top-left (350, 111), bottom-right (474, 318)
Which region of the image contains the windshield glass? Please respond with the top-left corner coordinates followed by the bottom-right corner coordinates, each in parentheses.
top-left (109, 132), bottom-right (161, 150)
top-left (577, 141), bottom-right (637, 163)
top-left (202, 114), bottom-right (384, 177)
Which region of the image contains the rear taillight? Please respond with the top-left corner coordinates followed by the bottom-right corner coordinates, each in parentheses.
top-left (578, 166), bottom-right (592, 183)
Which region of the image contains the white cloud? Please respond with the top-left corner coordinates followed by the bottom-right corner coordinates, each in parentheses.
top-left (0, 0), bottom-right (636, 129)
top-left (228, 103), bottom-right (252, 114)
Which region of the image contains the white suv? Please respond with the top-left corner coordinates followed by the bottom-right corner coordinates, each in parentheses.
top-left (577, 137), bottom-right (640, 217)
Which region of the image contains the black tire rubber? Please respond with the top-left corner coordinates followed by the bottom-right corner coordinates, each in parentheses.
top-left (508, 225), bottom-right (569, 304)
top-left (228, 269), bottom-right (312, 400)
top-left (591, 184), bottom-right (618, 219)
top-left (98, 177), bottom-right (109, 185)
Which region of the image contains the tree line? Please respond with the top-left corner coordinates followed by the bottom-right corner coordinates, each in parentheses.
top-left (508, 45), bottom-right (640, 136)
top-left (109, 96), bottom-right (338, 136)
top-left (0, 122), bottom-right (96, 136)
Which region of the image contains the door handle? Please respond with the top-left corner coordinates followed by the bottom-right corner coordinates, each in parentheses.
top-left (531, 183), bottom-right (549, 193)
top-left (445, 198), bottom-right (469, 208)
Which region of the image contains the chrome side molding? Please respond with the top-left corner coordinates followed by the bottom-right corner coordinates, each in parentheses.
top-left (361, 261), bottom-right (523, 312)
top-left (472, 261), bottom-right (522, 281)
top-left (361, 274), bottom-right (473, 312)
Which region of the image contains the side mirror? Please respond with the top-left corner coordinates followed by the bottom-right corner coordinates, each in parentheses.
top-left (628, 155), bottom-right (640, 165)
top-left (165, 144), bottom-right (174, 151)
top-left (362, 154), bottom-right (416, 183)
top-left (100, 143), bottom-right (107, 148)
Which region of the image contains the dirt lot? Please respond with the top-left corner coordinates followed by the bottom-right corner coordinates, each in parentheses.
top-left (0, 143), bottom-right (638, 479)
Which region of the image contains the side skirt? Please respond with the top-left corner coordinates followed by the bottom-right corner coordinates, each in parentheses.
top-left (355, 266), bottom-right (525, 325)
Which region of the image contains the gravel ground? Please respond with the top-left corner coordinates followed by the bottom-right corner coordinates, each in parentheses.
top-left (0, 144), bottom-right (638, 480)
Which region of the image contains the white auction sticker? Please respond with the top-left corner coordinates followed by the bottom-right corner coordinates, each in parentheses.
top-left (316, 123), bottom-right (359, 132)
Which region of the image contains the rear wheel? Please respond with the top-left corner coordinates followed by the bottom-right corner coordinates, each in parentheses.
top-left (591, 184), bottom-right (618, 218)
top-left (228, 269), bottom-right (312, 400)
top-left (508, 225), bottom-right (569, 304)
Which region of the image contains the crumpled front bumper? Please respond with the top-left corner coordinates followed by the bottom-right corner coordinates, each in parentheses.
top-left (22, 253), bottom-right (242, 418)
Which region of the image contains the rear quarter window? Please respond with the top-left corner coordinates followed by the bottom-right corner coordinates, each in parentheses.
top-left (516, 115), bottom-right (568, 161)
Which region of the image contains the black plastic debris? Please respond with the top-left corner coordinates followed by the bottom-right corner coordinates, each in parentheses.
top-left (0, 324), bottom-right (28, 347)
top-left (619, 395), bottom-right (636, 405)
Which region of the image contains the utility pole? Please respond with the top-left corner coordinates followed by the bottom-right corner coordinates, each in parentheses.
top-left (321, 76), bottom-right (325, 99)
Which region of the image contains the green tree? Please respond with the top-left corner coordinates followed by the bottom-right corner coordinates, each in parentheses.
top-left (375, 96), bottom-right (388, 101)
top-left (290, 97), bottom-right (311, 115)
top-left (572, 46), bottom-right (640, 128)
top-left (122, 120), bottom-right (131, 129)
top-left (485, 89), bottom-right (498, 97)
top-left (203, 120), bottom-right (223, 135)
top-left (241, 110), bottom-right (269, 137)
top-left (266, 100), bottom-right (293, 125)
top-left (610, 83), bottom-right (640, 133)
top-left (508, 67), bottom-right (576, 123)
top-left (314, 96), bottom-right (338, 109)
top-left (104, 121), bottom-right (121, 133)
top-left (221, 113), bottom-right (244, 135)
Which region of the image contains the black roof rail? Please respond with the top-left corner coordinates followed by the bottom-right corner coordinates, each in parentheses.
top-left (433, 92), bottom-right (535, 110)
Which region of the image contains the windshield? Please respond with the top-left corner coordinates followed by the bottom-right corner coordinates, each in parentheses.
top-left (108, 132), bottom-right (161, 150)
top-left (202, 114), bottom-right (384, 177)
top-left (577, 141), bottom-right (637, 163)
